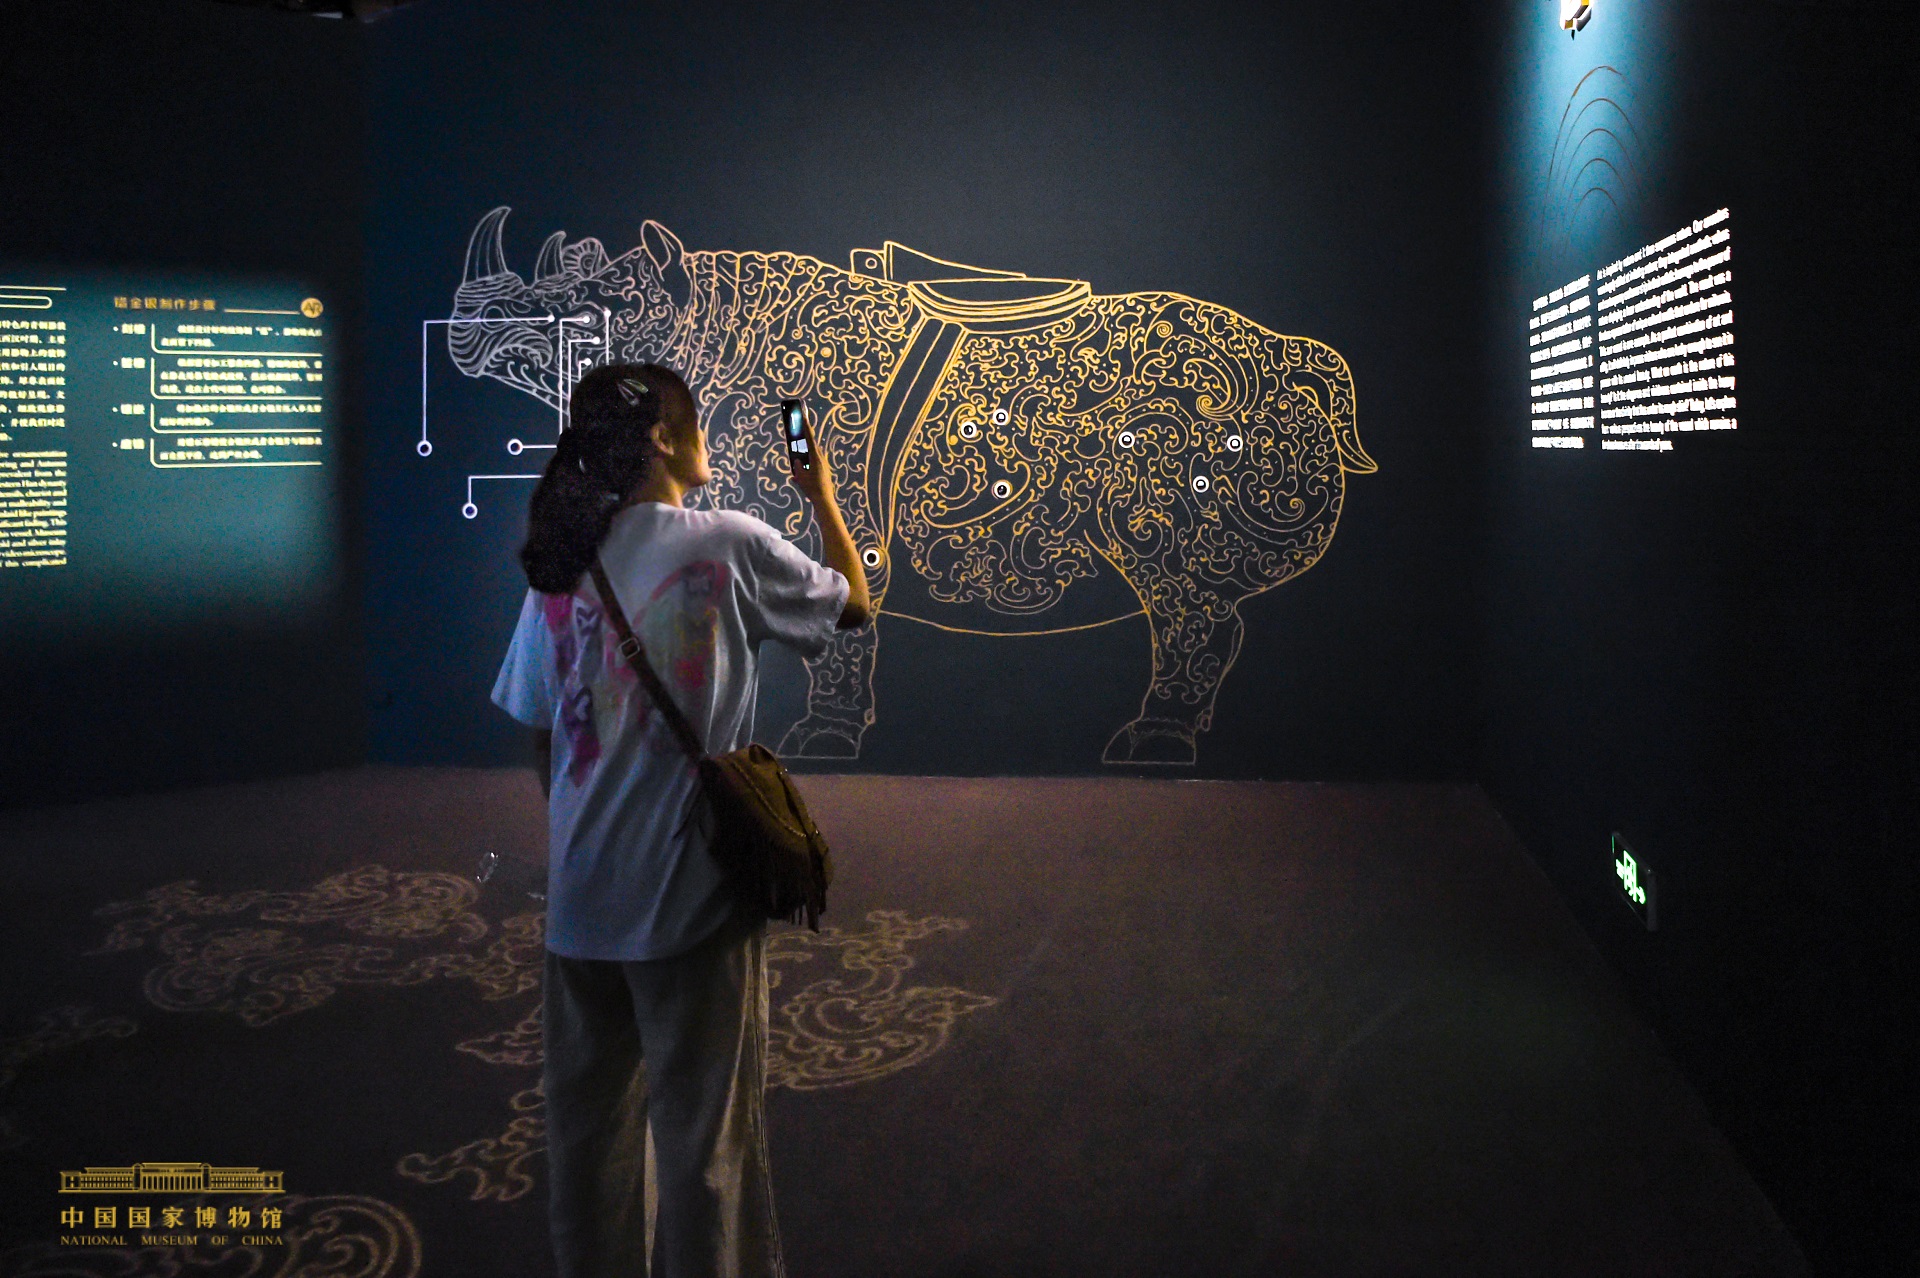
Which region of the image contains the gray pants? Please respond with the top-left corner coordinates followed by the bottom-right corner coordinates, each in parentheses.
top-left (543, 917), bottom-right (784, 1278)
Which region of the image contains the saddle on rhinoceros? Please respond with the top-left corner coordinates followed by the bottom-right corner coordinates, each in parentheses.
top-left (849, 241), bottom-right (1094, 333)
top-left (848, 242), bottom-right (1098, 536)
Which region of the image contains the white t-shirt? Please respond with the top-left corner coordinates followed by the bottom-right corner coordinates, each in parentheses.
top-left (492, 502), bottom-right (849, 961)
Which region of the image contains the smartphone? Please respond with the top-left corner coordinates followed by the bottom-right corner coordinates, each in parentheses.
top-left (780, 398), bottom-right (812, 470)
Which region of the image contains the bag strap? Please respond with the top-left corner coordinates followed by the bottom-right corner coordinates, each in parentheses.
top-left (588, 558), bottom-right (709, 764)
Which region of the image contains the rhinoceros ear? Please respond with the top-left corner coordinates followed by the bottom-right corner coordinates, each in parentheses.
top-left (534, 231), bottom-right (567, 283)
top-left (641, 220), bottom-right (690, 312)
top-left (641, 220), bottom-right (682, 271)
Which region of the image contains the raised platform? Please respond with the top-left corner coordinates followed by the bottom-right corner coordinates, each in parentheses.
top-left (0, 770), bottom-right (1807, 1275)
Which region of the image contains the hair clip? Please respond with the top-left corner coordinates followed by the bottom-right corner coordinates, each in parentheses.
top-left (616, 377), bottom-right (650, 406)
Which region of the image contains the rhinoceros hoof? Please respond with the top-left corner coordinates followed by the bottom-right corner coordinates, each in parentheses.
top-left (1101, 720), bottom-right (1198, 766)
top-left (777, 717), bottom-right (865, 760)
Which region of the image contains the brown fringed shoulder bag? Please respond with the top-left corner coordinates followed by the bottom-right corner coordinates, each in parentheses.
top-left (589, 559), bottom-right (833, 931)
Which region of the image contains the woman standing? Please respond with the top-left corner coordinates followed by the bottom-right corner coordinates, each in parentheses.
top-left (491, 362), bottom-right (870, 1277)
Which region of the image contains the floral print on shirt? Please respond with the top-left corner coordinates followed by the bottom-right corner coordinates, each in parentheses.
top-left (545, 561), bottom-right (728, 787)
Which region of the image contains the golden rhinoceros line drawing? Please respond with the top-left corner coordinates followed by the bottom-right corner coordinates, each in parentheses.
top-left (448, 207), bottom-right (1375, 765)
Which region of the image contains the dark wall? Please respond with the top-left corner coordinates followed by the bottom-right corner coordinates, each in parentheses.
top-left (363, 0), bottom-right (1485, 779)
top-left (1483, 3), bottom-right (1919, 1269)
top-left (0, 0), bottom-right (368, 807)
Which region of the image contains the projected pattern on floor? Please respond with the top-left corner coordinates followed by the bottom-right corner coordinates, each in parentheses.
top-left (438, 209), bottom-right (1375, 765)
top-left (397, 911), bottom-right (995, 1202)
top-left (82, 869), bottom-right (995, 1206)
top-left (87, 865), bottom-right (544, 1018)
top-left (0, 1006), bottom-right (139, 1152)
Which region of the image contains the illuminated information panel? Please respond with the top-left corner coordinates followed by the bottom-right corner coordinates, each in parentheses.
top-left (0, 270), bottom-right (334, 625)
top-left (1528, 208), bottom-right (1737, 454)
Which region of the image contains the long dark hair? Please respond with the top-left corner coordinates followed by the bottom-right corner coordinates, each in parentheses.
top-left (520, 362), bottom-right (694, 594)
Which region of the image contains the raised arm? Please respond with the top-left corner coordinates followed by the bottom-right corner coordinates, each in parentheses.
top-left (787, 409), bottom-right (872, 629)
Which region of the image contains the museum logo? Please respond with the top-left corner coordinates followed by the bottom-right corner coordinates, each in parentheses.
top-left (53, 1161), bottom-right (287, 1249)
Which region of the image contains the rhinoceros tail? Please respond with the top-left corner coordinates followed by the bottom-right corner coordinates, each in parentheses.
top-left (1283, 348), bottom-right (1374, 474)
top-left (1333, 409), bottom-right (1376, 475)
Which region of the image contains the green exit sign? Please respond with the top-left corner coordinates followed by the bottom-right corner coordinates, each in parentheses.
top-left (1612, 833), bottom-right (1658, 931)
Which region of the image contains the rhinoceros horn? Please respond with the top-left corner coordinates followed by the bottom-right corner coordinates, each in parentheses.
top-left (534, 230), bottom-right (567, 283)
top-left (463, 206), bottom-right (513, 284)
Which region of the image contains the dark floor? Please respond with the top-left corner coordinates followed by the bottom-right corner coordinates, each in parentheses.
top-left (0, 769), bottom-right (1808, 1276)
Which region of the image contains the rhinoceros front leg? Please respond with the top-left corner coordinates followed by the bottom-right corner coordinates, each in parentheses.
top-left (777, 623), bottom-right (879, 759)
top-left (1102, 590), bottom-right (1246, 766)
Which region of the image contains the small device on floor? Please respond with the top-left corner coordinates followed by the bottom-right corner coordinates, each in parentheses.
top-left (475, 847), bottom-right (544, 902)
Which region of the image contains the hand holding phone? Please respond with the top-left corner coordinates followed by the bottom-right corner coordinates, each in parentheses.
top-left (774, 398), bottom-right (871, 628)
top-left (780, 398), bottom-right (812, 472)
top-left (779, 399), bottom-right (836, 508)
